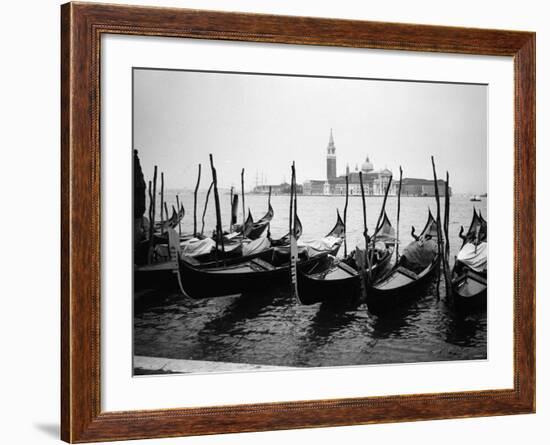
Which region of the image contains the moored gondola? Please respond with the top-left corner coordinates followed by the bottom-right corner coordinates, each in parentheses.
top-left (174, 203), bottom-right (276, 267)
top-left (180, 224), bottom-right (272, 268)
top-left (270, 214), bottom-right (303, 247)
top-left (153, 205), bottom-right (185, 233)
top-left (451, 209), bottom-right (487, 311)
top-left (297, 212), bottom-right (395, 305)
top-left (180, 213), bottom-right (345, 298)
top-left (243, 204), bottom-right (274, 240)
top-left (365, 211), bottom-right (440, 315)
top-left (179, 212), bottom-right (303, 270)
top-left (134, 228), bottom-right (188, 298)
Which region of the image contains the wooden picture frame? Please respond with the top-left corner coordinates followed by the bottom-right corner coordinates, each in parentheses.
top-left (61, 2), bottom-right (535, 442)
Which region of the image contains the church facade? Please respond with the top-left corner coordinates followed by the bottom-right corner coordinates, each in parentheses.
top-left (302, 130), bottom-right (399, 196)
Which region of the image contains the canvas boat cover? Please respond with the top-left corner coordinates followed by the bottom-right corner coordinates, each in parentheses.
top-left (456, 242), bottom-right (487, 272)
top-left (401, 237), bottom-right (438, 269)
top-left (180, 237), bottom-right (216, 257)
top-left (298, 236), bottom-right (341, 257)
top-left (242, 234), bottom-right (271, 256)
top-left (224, 231), bottom-right (241, 240)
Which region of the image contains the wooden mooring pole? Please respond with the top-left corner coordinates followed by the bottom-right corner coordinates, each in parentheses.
top-left (343, 175), bottom-right (349, 257)
top-left (241, 168), bottom-right (246, 229)
top-left (200, 181), bottom-right (214, 237)
top-left (358, 171), bottom-right (369, 298)
top-left (431, 156), bottom-right (446, 301)
top-left (289, 162), bottom-right (300, 303)
top-left (147, 165), bottom-right (158, 263)
top-left (176, 195), bottom-right (182, 236)
top-left (443, 171), bottom-right (452, 295)
top-left (193, 164), bottom-right (201, 237)
top-left (209, 154), bottom-right (225, 260)
top-left (396, 167), bottom-right (403, 262)
top-left (160, 172), bottom-right (164, 227)
top-left (369, 175), bottom-right (393, 279)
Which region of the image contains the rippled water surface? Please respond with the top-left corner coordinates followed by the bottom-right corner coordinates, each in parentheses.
top-left (134, 192), bottom-right (487, 370)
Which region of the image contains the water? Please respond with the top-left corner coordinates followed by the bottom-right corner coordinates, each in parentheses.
top-left (134, 191), bottom-right (487, 369)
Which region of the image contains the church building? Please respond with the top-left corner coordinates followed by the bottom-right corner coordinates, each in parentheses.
top-left (302, 130), bottom-right (398, 196)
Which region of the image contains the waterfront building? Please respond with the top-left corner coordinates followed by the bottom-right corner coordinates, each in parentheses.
top-left (252, 182), bottom-right (303, 195)
top-left (401, 178), bottom-right (451, 197)
top-left (302, 130), bottom-right (451, 197)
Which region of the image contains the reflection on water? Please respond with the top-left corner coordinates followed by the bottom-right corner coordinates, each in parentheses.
top-left (134, 194), bottom-right (487, 369)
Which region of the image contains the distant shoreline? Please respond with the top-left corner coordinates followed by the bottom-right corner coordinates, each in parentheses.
top-left (248, 192), bottom-right (471, 198)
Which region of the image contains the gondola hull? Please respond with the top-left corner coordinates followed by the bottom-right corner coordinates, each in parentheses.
top-left (180, 247), bottom-right (339, 299)
top-left (366, 257), bottom-right (439, 315)
top-left (297, 248), bottom-right (393, 305)
top-left (298, 257), bottom-right (360, 305)
top-left (192, 246), bottom-right (271, 269)
top-left (134, 263), bottom-right (179, 293)
top-left (451, 269), bottom-right (487, 312)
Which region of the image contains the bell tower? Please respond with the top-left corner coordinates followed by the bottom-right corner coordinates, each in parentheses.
top-left (326, 129), bottom-right (337, 180)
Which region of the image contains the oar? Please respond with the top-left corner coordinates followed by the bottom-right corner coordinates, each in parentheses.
top-left (209, 154), bottom-right (225, 261)
top-left (343, 175), bottom-right (349, 257)
top-left (193, 164), bottom-right (201, 237)
top-left (200, 181), bottom-right (214, 237)
top-left (396, 166), bottom-right (403, 262)
top-left (369, 175), bottom-right (393, 279)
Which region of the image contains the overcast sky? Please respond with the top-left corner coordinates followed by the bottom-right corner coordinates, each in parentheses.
top-left (133, 68), bottom-right (487, 194)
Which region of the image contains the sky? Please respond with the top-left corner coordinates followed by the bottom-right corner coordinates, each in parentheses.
top-left (133, 68), bottom-right (487, 194)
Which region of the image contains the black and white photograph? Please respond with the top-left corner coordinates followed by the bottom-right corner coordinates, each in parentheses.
top-left (132, 68), bottom-right (488, 375)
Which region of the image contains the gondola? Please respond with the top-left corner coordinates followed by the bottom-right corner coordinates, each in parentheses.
top-left (153, 205), bottom-right (185, 233)
top-left (267, 210), bottom-right (344, 260)
top-left (270, 214), bottom-right (303, 247)
top-left (134, 228), bottom-right (189, 297)
top-left (182, 224), bottom-right (272, 268)
top-left (451, 209), bottom-right (487, 311)
top-left (463, 207), bottom-right (487, 243)
top-left (365, 211), bottom-right (440, 315)
top-left (179, 212), bottom-right (345, 298)
top-left (297, 212), bottom-right (395, 305)
top-left (180, 210), bottom-right (302, 269)
top-left (243, 204), bottom-right (274, 240)
top-left (175, 204), bottom-right (275, 267)
top-left (134, 205), bottom-right (186, 265)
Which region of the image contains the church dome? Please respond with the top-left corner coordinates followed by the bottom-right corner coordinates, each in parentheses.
top-left (361, 156), bottom-right (374, 172)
